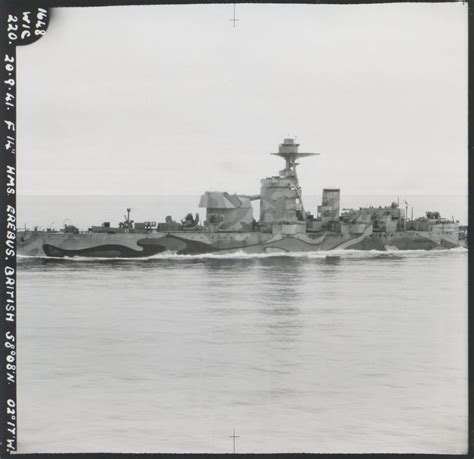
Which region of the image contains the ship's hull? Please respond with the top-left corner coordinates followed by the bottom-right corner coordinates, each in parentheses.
top-left (18, 227), bottom-right (465, 258)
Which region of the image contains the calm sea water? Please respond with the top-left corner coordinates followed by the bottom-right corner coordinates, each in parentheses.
top-left (17, 248), bottom-right (467, 453)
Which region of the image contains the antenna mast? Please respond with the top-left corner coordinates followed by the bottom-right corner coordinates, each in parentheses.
top-left (271, 138), bottom-right (319, 219)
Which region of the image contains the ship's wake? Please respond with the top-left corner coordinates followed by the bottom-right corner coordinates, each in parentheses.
top-left (17, 247), bottom-right (468, 263)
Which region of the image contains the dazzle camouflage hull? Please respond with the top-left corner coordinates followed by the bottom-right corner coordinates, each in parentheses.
top-left (18, 227), bottom-right (463, 258)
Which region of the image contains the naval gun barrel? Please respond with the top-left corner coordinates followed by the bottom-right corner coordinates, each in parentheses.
top-left (239, 194), bottom-right (260, 201)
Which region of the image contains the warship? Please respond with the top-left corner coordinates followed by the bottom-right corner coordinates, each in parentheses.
top-left (18, 138), bottom-right (467, 258)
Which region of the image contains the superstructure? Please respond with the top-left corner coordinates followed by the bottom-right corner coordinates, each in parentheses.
top-left (18, 138), bottom-right (467, 257)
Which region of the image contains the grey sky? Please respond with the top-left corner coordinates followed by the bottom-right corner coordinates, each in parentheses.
top-left (18, 3), bottom-right (467, 197)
